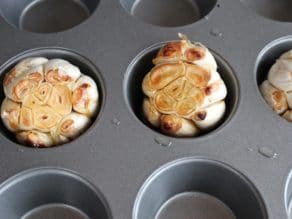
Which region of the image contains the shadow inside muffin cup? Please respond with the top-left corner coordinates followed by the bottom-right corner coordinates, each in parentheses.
top-left (123, 42), bottom-right (239, 138)
top-left (0, 167), bottom-right (111, 219)
top-left (120, 0), bottom-right (217, 27)
top-left (240, 0), bottom-right (292, 22)
top-left (133, 158), bottom-right (267, 219)
top-left (0, 0), bottom-right (100, 33)
top-left (0, 47), bottom-right (104, 148)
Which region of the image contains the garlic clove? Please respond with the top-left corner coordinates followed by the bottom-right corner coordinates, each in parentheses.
top-left (0, 98), bottom-right (20, 132)
top-left (268, 59), bottom-right (292, 91)
top-left (192, 101), bottom-right (226, 130)
top-left (142, 98), bottom-right (161, 127)
top-left (260, 80), bottom-right (288, 114)
top-left (16, 130), bottom-right (54, 148)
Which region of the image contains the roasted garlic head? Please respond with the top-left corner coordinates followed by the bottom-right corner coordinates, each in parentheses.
top-left (142, 34), bottom-right (227, 137)
top-left (1, 57), bottom-right (99, 147)
top-left (260, 50), bottom-right (292, 122)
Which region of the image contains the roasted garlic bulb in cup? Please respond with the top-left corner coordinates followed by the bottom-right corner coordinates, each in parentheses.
top-left (142, 34), bottom-right (227, 137)
top-left (1, 57), bottom-right (99, 147)
top-left (260, 49), bottom-right (292, 122)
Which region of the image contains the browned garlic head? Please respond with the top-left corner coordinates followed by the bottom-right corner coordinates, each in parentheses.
top-left (260, 50), bottom-right (292, 122)
top-left (142, 34), bottom-right (227, 137)
top-left (1, 58), bottom-right (99, 147)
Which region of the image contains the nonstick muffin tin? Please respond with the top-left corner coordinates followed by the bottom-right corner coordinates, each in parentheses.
top-left (0, 0), bottom-right (291, 218)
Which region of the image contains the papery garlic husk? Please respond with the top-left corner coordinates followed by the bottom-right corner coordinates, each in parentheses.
top-left (72, 75), bottom-right (99, 117)
top-left (201, 79), bottom-right (227, 108)
top-left (44, 59), bottom-right (81, 85)
top-left (53, 112), bottom-right (90, 139)
top-left (47, 84), bottom-right (72, 116)
top-left (153, 33), bottom-right (217, 72)
top-left (16, 130), bottom-right (54, 148)
top-left (160, 114), bottom-right (200, 137)
top-left (268, 59), bottom-right (292, 92)
top-left (192, 101), bottom-right (226, 130)
top-left (14, 57), bottom-right (48, 75)
top-left (0, 98), bottom-right (20, 131)
top-left (260, 80), bottom-right (288, 114)
top-left (143, 98), bottom-right (161, 127)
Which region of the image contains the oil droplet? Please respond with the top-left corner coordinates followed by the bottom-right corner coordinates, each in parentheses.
top-left (210, 28), bottom-right (223, 37)
top-left (111, 118), bottom-right (121, 126)
top-left (17, 148), bottom-right (24, 153)
top-left (258, 146), bottom-right (278, 159)
top-left (154, 136), bottom-right (172, 147)
top-left (247, 147), bottom-right (254, 152)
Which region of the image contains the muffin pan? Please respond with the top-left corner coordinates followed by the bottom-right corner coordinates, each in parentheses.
top-left (0, 0), bottom-right (291, 218)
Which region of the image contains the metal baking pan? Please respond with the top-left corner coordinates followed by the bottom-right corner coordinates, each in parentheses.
top-left (0, 0), bottom-right (291, 218)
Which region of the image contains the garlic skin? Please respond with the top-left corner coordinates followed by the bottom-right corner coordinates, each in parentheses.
top-left (16, 130), bottom-right (53, 148)
top-left (260, 80), bottom-right (288, 114)
top-left (268, 59), bottom-right (292, 92)
top-left (192, 101), bottom-right (226, 130)
top-left (72, 75), bottom-right (99, 117)
top-left (54, 112), bottom-right (90, 139)
top-left (1, 98), bottom-right (20, 132)
top-left (142, 34), bottom-right (227, 137)
top-left (44, 59), bottom-right (81, 85)
top-left (1, 57), bottom-right (99, 147)
top-left (260, 49), bottom-right (292, 122)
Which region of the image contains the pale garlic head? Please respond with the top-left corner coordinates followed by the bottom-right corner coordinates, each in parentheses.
top-left (142, 34), bottom-right (227, 137)
top-left (260, 49), bottom-right (292, 122)
top-left (1, 57), bottom-right (99, 147)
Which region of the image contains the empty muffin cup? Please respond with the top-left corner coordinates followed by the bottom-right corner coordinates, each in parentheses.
top-left (0, 0), bottom-right (100, 33)
top-left (0, 47), bottom-right (104, 147)
top-left (0, 167), bottom-right (111, 219)
top-left (133, 158), bottom-right (267, 219)
top-left (124, 41), bottom-right (239, 138)
top-left (240, 0), bottom-right (292, 22)
top-left (120, 0), bottom-right (217, 27)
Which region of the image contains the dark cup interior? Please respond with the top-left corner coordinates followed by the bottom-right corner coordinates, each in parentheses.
top-left (241, 0), bottom-right (292, 22)
top-left (120, 0), bottom-right (217, 27)
top-left (133, 158), bottom-right (267, 219)
top-left (0, 168), bottom-right (111, 219)
top-left (124, 42), bottom-right (239, 138)
top-left (0, 47), bottom-right (104, 147)
top-left (0, 0), bottom-right (99, 33)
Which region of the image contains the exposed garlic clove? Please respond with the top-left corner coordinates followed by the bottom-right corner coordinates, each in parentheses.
top-left (268, 59), bottom-right (292, 91)
top-left (19, 107), bottom-right (34, 130)
top-left (142, 98), bottom-right (161, 127)
top-left (192, 101), bottom-right (226, 130)
top-left (4, 70), bottom-right (40, 102)
top-left (33, 106), bottom-right (62, 132)
top-left (0, 98), bottom-right (20, 132)
top-left (47, 85), bottom-right (72, 116)
top-left (33, 82), bottom-right (52, 104)
top-left (16, 130), bottom-right (54, 148)
top-left (55, 112), bottom-right (90, 139)
top-left (260, 80), bottom-right (288, 114)
top-left (160, 114), bottom-right (199, 137)
top-left (153, 91), bottom-right (177, 114)
top-left (72, 75), bottom-right (99, 117)
top-left (142, 62), bottom-right (185, 97)
top-left (44, 59), bottom-right (81, 85)
top-left (50, 126), bottom-right (69, 145)
top-left (201, 79), bottom-right (227, 108)
top-left (153, 41), bottom-right (184, 65)
top-left (185, 63), bottom-right (210, 88)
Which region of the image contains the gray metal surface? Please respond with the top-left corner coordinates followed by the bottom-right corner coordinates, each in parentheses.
top-left (0, 0), bottom-right (290, 218)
